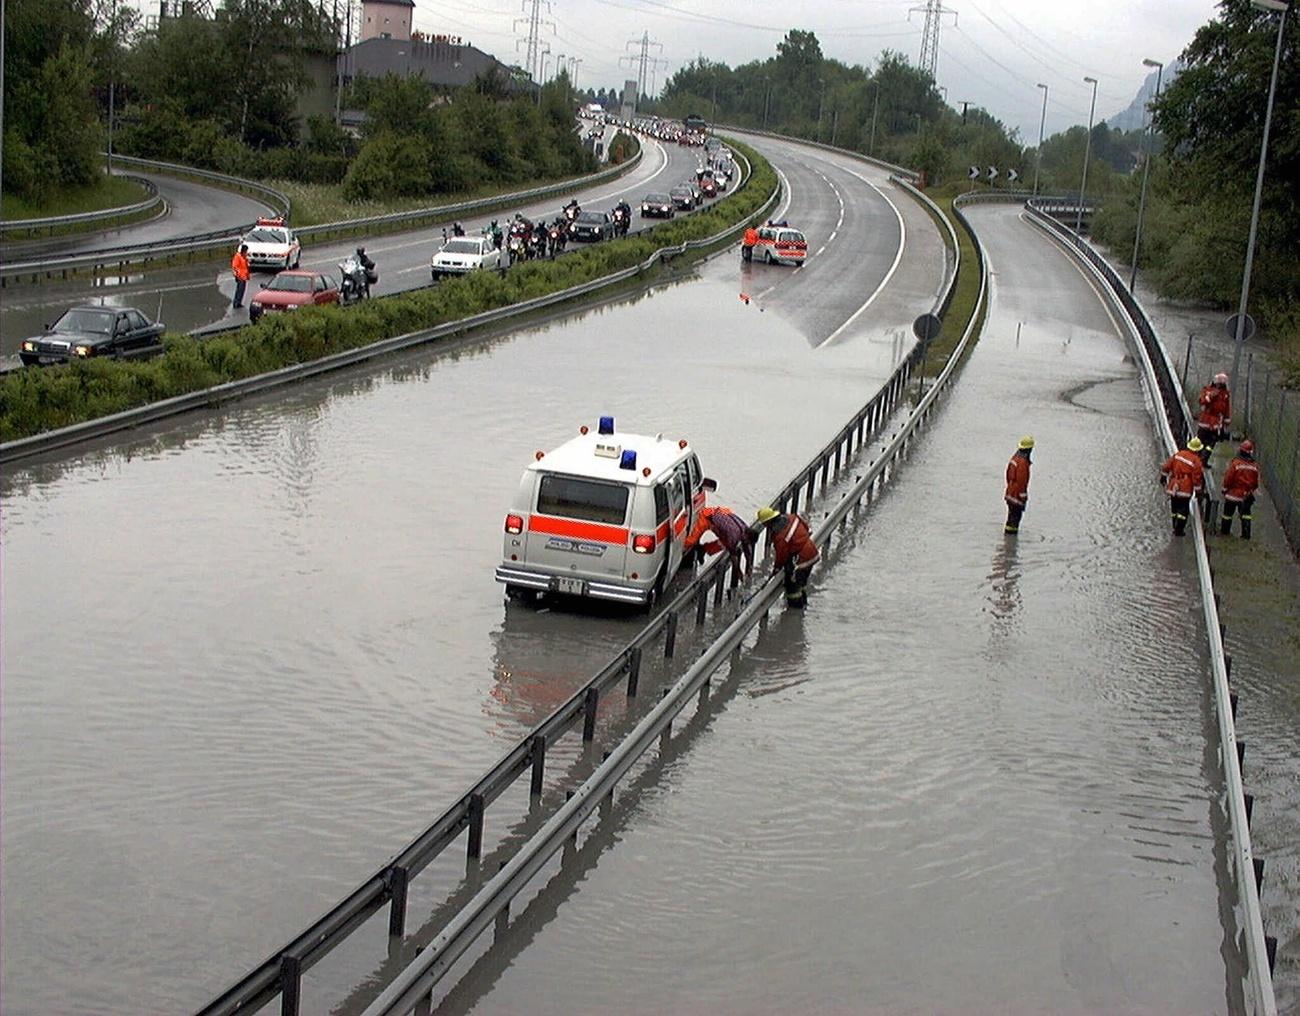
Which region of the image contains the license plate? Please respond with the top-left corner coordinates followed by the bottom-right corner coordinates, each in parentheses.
top-left (556, 576), bottom-right (584, 596)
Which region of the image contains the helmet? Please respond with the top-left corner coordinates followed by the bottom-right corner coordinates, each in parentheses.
top-left (1188, 437), bottom-right (1205, 452)
top-left (1018, 435), bottom-right (1035, 450)
top-left (1213, 372), bottom-right (1228, 385)
top-left (1240, 440), bottom-right (1255, 456)
top-left (755, 506), bottom-right (780, 525)
top-left (356, 246), bottom-right (366, 256)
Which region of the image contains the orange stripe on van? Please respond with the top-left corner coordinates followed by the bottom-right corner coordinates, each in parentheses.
top-left (655, 522), bottom-right (670, 542)
top-left (529, 515), bottom-right (630, 544)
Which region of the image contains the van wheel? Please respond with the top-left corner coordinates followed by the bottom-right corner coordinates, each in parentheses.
top-left (645, 565), bottom-right (668, 612)
top-left (765, 248), bottom-right (775, 264)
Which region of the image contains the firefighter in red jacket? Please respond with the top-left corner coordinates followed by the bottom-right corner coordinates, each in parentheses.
top-left (1160, 437), bottom-right (1206, 536)
top-left (1196, 372), bottom-right (1232, 463)
top-left (683, 505), bottom-right (755, 571)
top-left (756, 506), bottom-right (819, 608)
top-left (1220, 439), bottom-right (1260, 539)
top-left (1004, 435), bottom-right (1033, 534)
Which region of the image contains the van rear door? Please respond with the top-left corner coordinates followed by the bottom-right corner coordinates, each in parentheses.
top-left (526, 472), bottom-right (631, 580)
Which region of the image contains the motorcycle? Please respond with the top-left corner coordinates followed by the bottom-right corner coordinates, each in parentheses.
top-left (612, 207), bottom-right (629, 238)
top-left (529, 229), bottom-right (548, 261)
top-left (563, 202), bottom-right (581, 224)
top-left (339, 255), bottom-right (371, 304)
top-left (507, 235), bottom-right (526, 266)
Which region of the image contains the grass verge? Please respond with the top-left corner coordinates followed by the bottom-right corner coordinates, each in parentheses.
top-left (911, 186), bottom-right (984, 381)
top-left (0, 140), bottom-right (774, 443)
top-left (1, 174), bottom-right (149, 222)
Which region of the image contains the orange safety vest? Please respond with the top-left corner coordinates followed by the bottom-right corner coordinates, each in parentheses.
top-left (1004, 451), bottom-right (1031, 507)
top-left (1198, 385), bottom-right (1231, 430)
top-left (232, 251), bottom-right (250, 282)
top-left (1161, 448), bottom-right (1205, 497)
top-left (742, 227), bottom-right (758, 248)
top-left (772, 513), bottom-right (819, 571)
top-left (1221, 456), bottom-right (1259, 502)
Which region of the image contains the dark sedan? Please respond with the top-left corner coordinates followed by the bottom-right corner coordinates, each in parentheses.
top-left (569, 210), bottom-right (615, 242)
top-left (20, 306), bottom-right (165, 366)
top-left (670, 185), bottom-right (695, 211)
top-left (641, 193), bottom-right (675, 218)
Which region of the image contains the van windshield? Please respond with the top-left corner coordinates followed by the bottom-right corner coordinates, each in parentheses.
top-left (537, 474), bottom-right (629, 525)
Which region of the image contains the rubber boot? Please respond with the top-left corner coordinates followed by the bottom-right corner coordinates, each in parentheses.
top-left (1241, 517), bottom-right (1252, 540)
top-left (1173, 513), bottom-right (1187, 537)
top-left (1220, 517), bottom-right (1232, 536)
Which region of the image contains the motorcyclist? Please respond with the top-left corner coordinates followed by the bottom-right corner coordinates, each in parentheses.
top-left (563, 198), bottom-right (581, 222)
top-left (355, 246), bottom-right (376, 298)
top-left (613, 199), bottom-right (631, 236)
top-left (452, 221), bottom-right (466, 237)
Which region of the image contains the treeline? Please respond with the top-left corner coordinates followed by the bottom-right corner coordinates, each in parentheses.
top-left (2, 0), bottom-right (594, 207)
top-left (1092, 0), bottom-right (1298, 367)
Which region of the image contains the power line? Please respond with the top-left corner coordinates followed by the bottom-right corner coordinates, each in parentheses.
top-left (620, 31), bottom-right (667, 98)
top-left (909, 0), bottom-right (957, 79)
top-left (514, 0), bottom-right (554, 84)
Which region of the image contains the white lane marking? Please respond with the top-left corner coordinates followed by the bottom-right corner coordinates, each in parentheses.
top-left (814, 245), bottom-right (827, 257)
top-left (828, 231), bottom-right (838, 242)
top-left (363, 142), bottom-right (671, 258)
top-left (816, 163), bottom-right (907, 349)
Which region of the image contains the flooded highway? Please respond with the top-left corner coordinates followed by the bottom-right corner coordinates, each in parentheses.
top-left (0, 133), bottom-right (944, 1015)
top-left (437, 205), bottom-right (1241, 1013)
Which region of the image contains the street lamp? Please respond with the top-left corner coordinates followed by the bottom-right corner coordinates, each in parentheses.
top-left (1077, 76), bottom-right (1098, 232)
top-left (1032, 82), bottom-right (1048, 195)
top-left (1129, 58), bottom-right (1164, 291)
top-left (1229, 0), bottom-right (1290, 398)
top-left (817, 77), bottom-right (826, 141)
top-left (763, 77), bottom-right (771, 128)
top-left (868, 79), bottom-right (881, 156)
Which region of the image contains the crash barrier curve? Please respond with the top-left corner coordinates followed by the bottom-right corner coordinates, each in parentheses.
top-left (712, 124), bottom-right (919, 182)
top-left (195, 174), bottom-right (969, 1016)
top-left (0, 145), bottom-right (745, 467)
top-left (889, 175), bottom-right (960, 318)
top-left (1022, 200), bottom-right (1278, 1016)
top-left (0, 149), bottom-right (644, 285)
top-left (359, 186), bottom-right (990, 1016)
top-left (0, 175), bottom-right (162, 241)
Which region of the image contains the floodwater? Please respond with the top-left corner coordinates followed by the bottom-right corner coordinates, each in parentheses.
top-left (440, 205), bottom-right (1242, 1014)
top-left (0, 247), bottom-right (922, 1014)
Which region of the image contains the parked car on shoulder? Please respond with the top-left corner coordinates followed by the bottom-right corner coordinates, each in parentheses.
top-left (431, 235), bottom-right (502, 279)
top-left (249, 270), bottom-right (339, 322)
top-left (570, 210), bottom-right (615, 242)
top-left (20, 306), bottom-right (165, 366)
top-left (641, 193), bottom-right (675, 218)
top-left (239, 217), bottom-right (301, 271)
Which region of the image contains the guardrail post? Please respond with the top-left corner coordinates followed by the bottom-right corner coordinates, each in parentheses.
top-left (626, 647), bottom-right (642, 697)
top-left (1253, 857), bottom-right (1265, 891)
top-left (1236, 741), bottom-right (1246, 769)
top-left (806, 471), bottom-right (816, 505)
top-left (467, 793), bottom-right (485, 860)
top-left (1267, 936), bottom-right (1278, 973)
top-left (713, 568), bottom-right (725, 607)
top-left (530, 734), bottom-right (547, 796)
top-left (659, 687), bottom-right (672, 751)
top-left (790, 484), bottom-right (800, 516)
top-left (1230, 691), bottom-right (1239, 719)
top-left (664, 612), bottom-right (679, 658)
top-left (695, 585), bottom-right (708, 625)
top-left (279, 954), bottom-right (302, 1016)
top-left (582, 687), bottom-right (600, 741)
top-left (387, 865), bottom-right (410, 938)
top-left (1245, 793), bottom-right (1254, 827)
top-left (820, 454), bottom-right (830, 489)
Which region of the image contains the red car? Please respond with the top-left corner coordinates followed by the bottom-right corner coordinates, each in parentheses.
top-left (249, 270), bottom-right (339, 322)
top-left (700, 176), bottom-right (718, 198)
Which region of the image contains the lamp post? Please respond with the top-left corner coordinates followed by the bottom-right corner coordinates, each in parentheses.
top-left (0, 0), bottom-right (6, 214)
top-left (817, 77), bottom-right (826, 141)
top-left (1129, 58), bottom-right (1164, 291)
top-left (1076, 75), bottom-right (1098, 232)
top-left (1230, 0), bottom-right (1290, 399)
top-left (868, 79), bottom-right (881, 156)
top-left (762, 77), bottom-right (771, 128)
top-left (1031, 82), bottom-right (1048, 195)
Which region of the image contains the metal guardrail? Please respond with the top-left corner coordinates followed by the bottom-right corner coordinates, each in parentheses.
top-left (0, 152), bottom-right (644, 285)
top-left (713, 124), bottom-right (920, 182)
top-left (0, 145), bottom-right (741, 467)
top-left (361, 174), bottom-right (993, 1016)
top-left (109, 154), bottom-right (292, 219)
top-left (1022, 199), bottom-right (1278, 1016)
top-left (0, 175), bottom-right (162, 240)
top-left (890, 175), bottom-right (960, 317)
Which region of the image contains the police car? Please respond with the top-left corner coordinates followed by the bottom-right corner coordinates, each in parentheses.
top-left (496, 416), bottom-right (713, 607)
top-left (240, 217), bottom-right (301, 271)
top-left (754, 224), bottom-right (807, 265)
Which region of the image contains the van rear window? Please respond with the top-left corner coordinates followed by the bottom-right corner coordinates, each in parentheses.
top-left (536, 474), bottom-right (629, 525)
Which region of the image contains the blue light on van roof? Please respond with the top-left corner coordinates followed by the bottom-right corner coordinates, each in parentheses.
top-left (599, 415), bottom-right (615, 435)
top-left (619, 449), bottom-right (637, 470)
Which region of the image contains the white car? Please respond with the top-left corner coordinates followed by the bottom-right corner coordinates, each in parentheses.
top-left (431, 235), bottom-right (502, 279)
top-left (240, 218), bottom-right (301, 271)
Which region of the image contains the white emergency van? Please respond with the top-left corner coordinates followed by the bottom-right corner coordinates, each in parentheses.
top-left (495, 417), bottom-right (713, 607)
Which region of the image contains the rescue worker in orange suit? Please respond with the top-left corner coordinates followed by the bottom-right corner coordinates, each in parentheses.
top-left (683, 505), bottom-right (755, 573)
top-left (1004, 435), bottom-right (1034, 534)
top-left (1160, 437), bottom-right (1206, 537)
top-left (742, 225), bottom-right (758, 262)
top-left (1196, 372), bottom-right (1232, 463)
top-left (231, 243), bottom-right (251, 310)
top-left (756, 506), bottom-right (819, 608)
top-left (1220, 439), bottom-right (1260, 539)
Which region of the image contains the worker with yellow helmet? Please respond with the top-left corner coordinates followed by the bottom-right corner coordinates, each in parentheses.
top-left (1160, 436), bottom-right (1207, 537)
top-left (1004, 435), bottom-right (1034, 534)
top-left (754, 505), bottom-right (819, 608)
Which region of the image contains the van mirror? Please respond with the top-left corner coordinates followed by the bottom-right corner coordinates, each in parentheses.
top-left (702, 477), bottom-right (717, 492)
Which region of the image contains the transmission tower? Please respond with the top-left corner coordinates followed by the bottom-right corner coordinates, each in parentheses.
top-left (515, 0), bottom-right (555, 85)
top-left (620, 32), bottom-right (667, 99)
top-left (908, 0), bottom-right (957, 80)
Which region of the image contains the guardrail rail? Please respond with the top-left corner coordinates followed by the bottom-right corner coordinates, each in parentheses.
top-left (0, 175), bottom-right (163, 241)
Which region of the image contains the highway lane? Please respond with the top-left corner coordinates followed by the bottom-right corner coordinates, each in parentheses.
top-left (0, 133), bottom-right (944, 1014)
top-left (0, 169), bottom-right (275, 259)
top-left (450, 203), bottom-right (1237, 1013)
top-left (0, 137), bottom-right (698, 358)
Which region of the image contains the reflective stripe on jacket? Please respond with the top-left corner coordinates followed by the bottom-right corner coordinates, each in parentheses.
top-left (1222, 457), bottom-right (1259, 502)
top-left (1004, 451), bottom-right (1031, 507)
top-left (1161, 448), bottom-right (1205, 497)
top-left (1198, 385), bottom-right (1231, 430)
top-left (772, 513), bottom-right (819, 571)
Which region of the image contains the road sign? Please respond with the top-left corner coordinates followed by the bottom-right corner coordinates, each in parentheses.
top-left (913, 313), bottom-right (942, 344)
top-left (1007, 168), bottom-right (1020, 183)
top-left (1225, 313), bottom-right (1256, 342)
top-left (968, 165), bottom-right (980, 180)
top-left (987, 166), bottom-right (999, 181)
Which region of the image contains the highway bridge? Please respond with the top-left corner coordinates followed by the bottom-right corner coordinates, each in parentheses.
top-left (0, 129), bottom-right (1290, 1016)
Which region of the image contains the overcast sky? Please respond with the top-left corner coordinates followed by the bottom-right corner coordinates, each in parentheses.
top-left (411, 0), bottom-right (1221, 139)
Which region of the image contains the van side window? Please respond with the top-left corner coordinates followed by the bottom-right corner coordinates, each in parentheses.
top-left (687, 455), bottom-right (701, 492)
top-left (654, 484), bottom-right (669, 525)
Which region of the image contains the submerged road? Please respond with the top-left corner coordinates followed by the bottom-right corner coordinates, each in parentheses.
top-left (0, 138), bottom-right (943, 1014)
top-left (437, 204), bottom-right (1240, 1013)
top-left (0, 137), bottom-right (696, 357)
